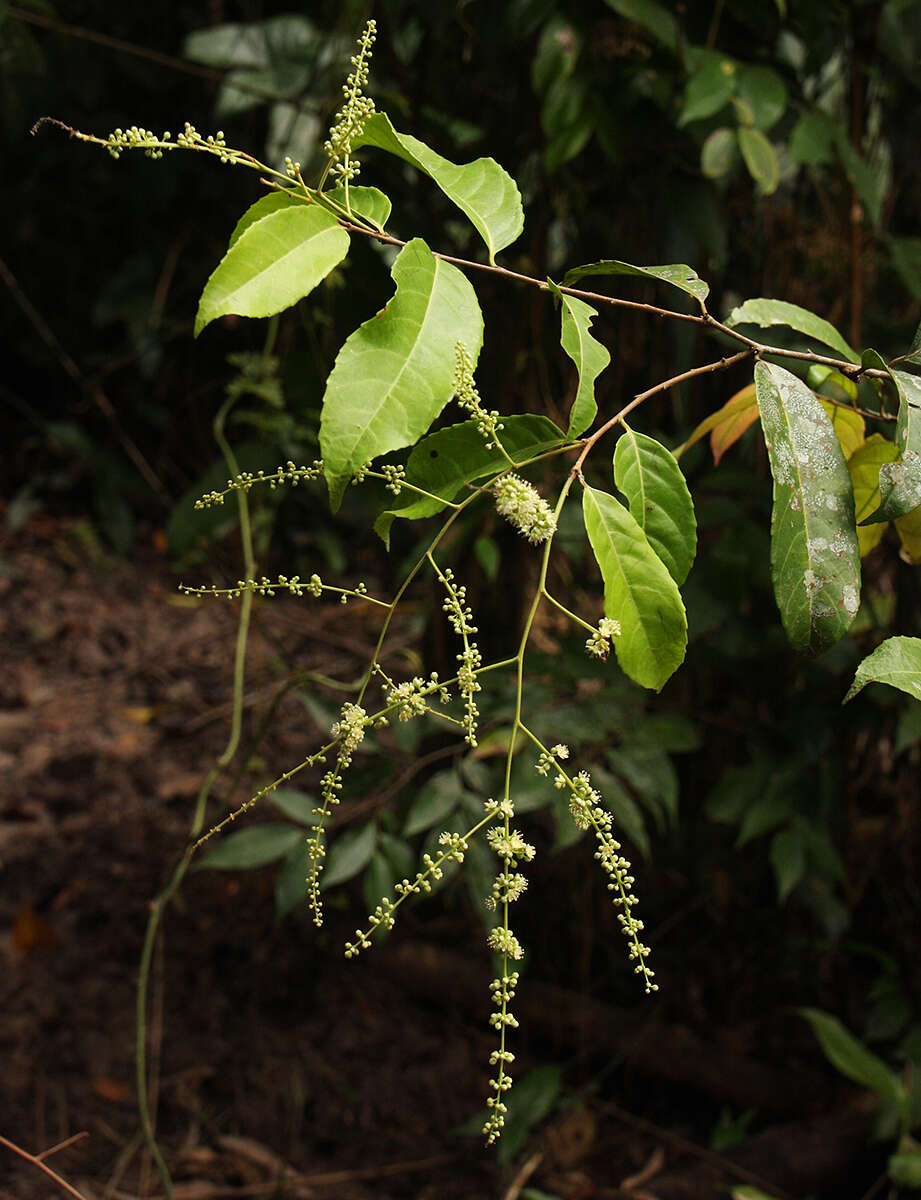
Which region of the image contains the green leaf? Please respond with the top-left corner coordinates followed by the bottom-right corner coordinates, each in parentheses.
top-left (737, 127), bottom-right (779, 195)
top-left (563, 260), bottom-right (709, 308)
top-left (353, 112), bottom-right (523, 262)
top-left (547, 281), bottom-right (611, 439)
top-left (848, 435), bottom-right (899, 555)
top-left (800, 1008), bottom-right (907, 1116)
top-left (605, 744), bottom-right (678, 831)
top-left (196, 823), bottom-right (302, 871)
top-left (701, 127), bottom-right (739, 180)
top-left (601, 0), bottom-right (678, 50)
top-left (269, 788), bottom-right (320, 826)
top-left (835, 132), bottom-right (884, 229)
top-left (320, 238), bottom-right (483, 509)
top-left (321, 821), bottom-right (377, 890)
top-left (322, 185), bottom-right (392, 231)
top-left (613, 428), bottom-right (697, 585)
top-left (496, 1066), bottom-right (562, 1167)
top-left (888, 1148), bottom-right (921, 1187)
top-left (770, 827), bottom-right (806, 901)
top-left (363, 849), bottom-right (396, 917)
top-left (275, 839), bottom-right (309, 918)
top-left (195, 204), bottom-right (349, 337)
top-left (678, 52), bottom-right (737, 126)
top-left (378, 832), bottom-right (415, 882)
top-left (592, 766), bottom-right (650, 857)
top-left (728, 298), bottom-right (859, 364)
top-left (735, 66), bottom-right (787, 131)
top-left (374, 415), bottom-right (564, 544)
top-left (403, 771), bottom-right (462, 836)
top-left (183, 15), bottom-right (317, 69)
top-left (754, 362), bottom-right (861, 652)
top-left (674, 383), bottom-right (760, 463)
top-left (888, 237), bottom-right (921, 302)
top-left (582, 486), bottom-right (688, 691)
top-left (862, 369), bottom-right (921, 523)
top-left (845, 636), bottom-right (921, 704)
top-left (819, 398), bottom-right (865, 460)
top-left (228, 193), bottom-right (302, 249)
top-left (789, 110), bottom-right (836, 167)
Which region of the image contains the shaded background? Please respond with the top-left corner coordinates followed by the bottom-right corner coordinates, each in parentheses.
top-left (3, 2), bottom-right (921, 1197)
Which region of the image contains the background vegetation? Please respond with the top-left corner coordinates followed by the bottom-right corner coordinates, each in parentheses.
top-left (4, 1), bottom-right (921, 1197)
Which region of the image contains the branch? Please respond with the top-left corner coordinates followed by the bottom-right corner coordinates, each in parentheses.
top-left (0, 1134), bottom-right (91, 1200)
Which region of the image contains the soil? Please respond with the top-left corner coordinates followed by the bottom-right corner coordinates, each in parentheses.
top-left (0, 516), bottom-right (888, 1200)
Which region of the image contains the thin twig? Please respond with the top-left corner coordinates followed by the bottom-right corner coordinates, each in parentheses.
top-left (0, 1133), bottom-right (92, 1200)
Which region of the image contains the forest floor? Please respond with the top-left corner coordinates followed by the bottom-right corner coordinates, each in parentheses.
top-left (0, 515), bottom-right (885, 1200)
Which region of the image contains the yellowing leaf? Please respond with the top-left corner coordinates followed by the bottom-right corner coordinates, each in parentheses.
top-left (896, 505), bottom-right (921, 562)
top-left (820, 398), bottom-right (865, 461)
top-left (848, 434), bottom-right (899, 556)
top-left (674, 383), bottom-right (759, 464)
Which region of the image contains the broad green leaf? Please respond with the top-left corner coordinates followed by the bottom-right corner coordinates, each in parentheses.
top-left (195, 205), bottom-right (349, 337)
top-left (532, 19), bottom-right (580, 96)
top-left (770, 827), bottom-right (806, 901)
top-left (819, 398), bottom-right (865, 461)
top-left (728, 298), bottom-right (859, 364)
top-left (678, 52), bottom-right (737, 127)
top-left (321, 821), bottom-right (377, 890)
top-left (605, 744), bottom-right (678, 831)
top-left (701, 127), bottom-right (738, 179)
top-left (738, 127), bottom-right (779, 195)
top-left (363, 849), bottom-right (396, 918)
top-left (735, 66), bottom-right (787, 132)
top-left (228, 193), bottom-right (301, 249)
top-left (601, 0), bottom-right (678, 50)
top-left (196, 823), bottom-right (302, 871)
top-left (378, 831), bottom-right (415, 882)
top-left (496, 1066), bottom-right (562, 1167)
top-left (270, 788), bottom-right (320, 826)
top-left (563, 259), bottom-right (709, 308)
top-left (754, 362), bottom-right (860, 652)
top-left (848, 434), bottom-right (899, 556)
top-left (889, 237), bottom-right (921, 302)
top-left (863, 369), bottom-right (921, 523)
top-left (844, 636), bottom-right (921, 704)
top-left (547, 281), bottom-right (611, 438)
top-left (374, 415), bottom-right (564, 544)
top-left (591, 766), bottom-right (650, 857)
top-left (613, 427), bottom-right (697, 584)
top-left (811, 363), bottom-right (859, 404)
top-left (800, 1008), bottom-right (907, 1116)
top-left (275, 839), bottom-right (310, 917)
top-left (320, 238), bottom-right (483, 509)
top-left (789, 110), bottom-right (836, 167)
top-left (582, 486), bottom-right (688, 691)
top-left (353, 112), bottom-right (523, 262)
top-left (321, 185), bottom-right (392, 231)
top-left (736, 791), bottom-right (790, 847)
top-left (674, 383), bottom-right (760, 463)
top-left (403, 771), bottom-right (462, 836)
top-left (183, 15), bottom-right (316, 69)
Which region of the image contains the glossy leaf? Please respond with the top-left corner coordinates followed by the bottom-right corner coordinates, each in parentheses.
top-left (738, 127), bottom-right (779, 195)
top-left (547, 281), bottom-right (611, 438)
top-left (195, 204), bottom-right (349, 337)
top-left (196, 823), bottom-right (302, 871)
top-left (735, 66), bottom-right (787, 131)
top-left (678, 52), bottom-right (737, 126)
top-left (563, 259), bottom-right (709, 308)
top-left (754, 362), bottom-right (860, 652)
top-left (728, 298), bottom-right (859, 364)
top-left (374, 415), bottom-right (564, 544)
top-left (613, 427), bottom-right (697, 584)
top-left (321, 821), bottom-right (377, 890)
top-left (848, 435), bottom-right (899, 556)
top-left (800, 1008), bottom-right (907, 1116)
top-left (228, 193), bottom-right (300, 249)
top-left (320, 238), bottom-right (483, 509)
top-left (844, 636), bottom-right (921, 704)
top-left (582, 485), bottom-right (688, 691)
top-left (353, 112), bottom-right (523, 262)
top-left (674, 383), bottom-right (759, 464)
top-left (701, 127), bottom-right (738, 180)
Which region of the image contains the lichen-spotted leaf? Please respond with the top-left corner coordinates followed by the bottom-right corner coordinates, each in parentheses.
top-left (754, 361), bottom-right (860, 652)
top-left (863, 368), bottom-right (921, 523)
top-left (613, 427), bottom-right (697, 585)
top-left (195, 204), bottom-right (349, 337)
top-left (320, 238), bottom-right (483, 509)
top-left (582, 485), bottom-right (687, 691)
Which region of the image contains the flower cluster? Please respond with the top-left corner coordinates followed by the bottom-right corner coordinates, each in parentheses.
top-left (194, 460), bottom-right (324, 510)
top-left (493, 473), bottom-right (557, 544)
top-left (435, 565), bottom-right (482, 745)
top-left (568, 770), bottom-right (657, 993)
top-left (380, 463), bottom-right (406, 495)
top-left (453, 342), bottom-right (505, 449)
top-left (102, 122), bottom-right (243, 165)
top-left (385, 673), bottom-right (450, 722)
top-left (536, 743), bottom-right (570, 776)
top-left (323, 19), bottom-right (376, 183)
top-left (586, 616), bottom-right (622, 660)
